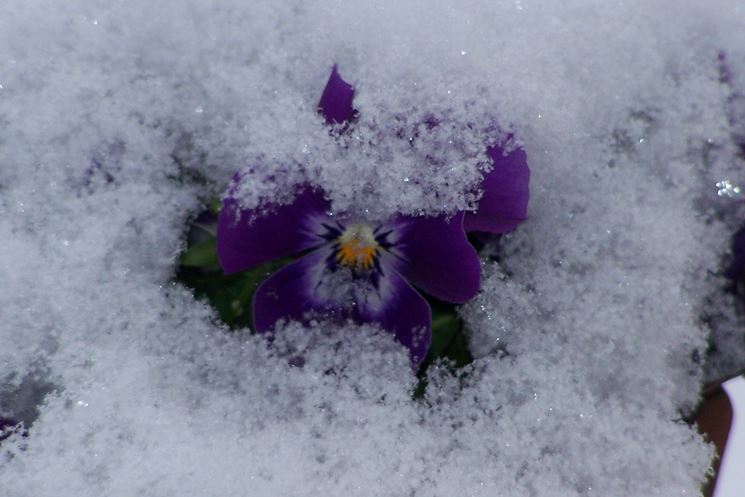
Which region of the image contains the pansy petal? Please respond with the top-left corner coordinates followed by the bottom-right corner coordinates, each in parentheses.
top-left (464, 146), bottom-right (530, 233)
top-left (217, 184), bottom-right (330, 274)
top-left (252, 249), bottom-right (341, 333)
top-left (393, 212), bottom-right (481, 304)
top-left (318, 65), bottom-right (355, 124)
top-left (355, 269), bottom-right (432, 367)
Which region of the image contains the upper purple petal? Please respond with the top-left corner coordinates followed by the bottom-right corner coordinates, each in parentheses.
top-left (355, 265), bottom-right (432, 367)
top-left (318, 65), bottom-right (355, 124)
top-left (217, 181), bottom-right (331, 274)
top-left (252, 249), bottom-right (343, 333)
top-left (393, 212), bottom-right (481, 304)
top-left (464, 146), bottom-right (530, 233)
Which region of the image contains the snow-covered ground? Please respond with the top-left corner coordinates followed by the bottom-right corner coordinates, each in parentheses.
top-left (2, 1), bottom-right (745, 496)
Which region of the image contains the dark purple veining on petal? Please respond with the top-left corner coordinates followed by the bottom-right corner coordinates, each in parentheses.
top-left (252, 249), bottom-right (344, 333)
top-left (464, 145), bottom-right (530, 234)
top-left (217, 181), bottom-right (330, 274)
top-left (318, 65), bottom-right (355, 125)
top-left (219, 187), bottom-right (477, 364)
top-left (217, 181), bottom-right (482, 364)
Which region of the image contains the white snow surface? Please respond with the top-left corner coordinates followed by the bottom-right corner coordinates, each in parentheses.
top-left (2, 0), bottom-right (745, 495)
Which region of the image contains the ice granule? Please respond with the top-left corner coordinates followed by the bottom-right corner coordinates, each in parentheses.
top-left (2, 0), bottom-right (745, 495)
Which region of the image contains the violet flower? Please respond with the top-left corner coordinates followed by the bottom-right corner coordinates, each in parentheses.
top-left (217, 66), bottom-right (529, 366)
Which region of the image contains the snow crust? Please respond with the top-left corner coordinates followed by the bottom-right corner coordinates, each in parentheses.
top-left (2, 0), bottom-right (745, 495)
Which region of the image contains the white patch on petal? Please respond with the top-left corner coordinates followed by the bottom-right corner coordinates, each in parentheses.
top-left (302, 246), bottom-right (397, 316)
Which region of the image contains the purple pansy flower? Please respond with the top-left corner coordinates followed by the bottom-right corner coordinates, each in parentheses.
top-left (217, 66), bottom-right (530, 366)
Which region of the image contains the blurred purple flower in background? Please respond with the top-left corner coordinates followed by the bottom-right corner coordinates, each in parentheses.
top-left (216, 66), bottom-right (530, 365)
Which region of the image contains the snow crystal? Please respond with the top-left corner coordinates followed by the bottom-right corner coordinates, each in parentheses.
top-left (2, 0), bottom-right (745, 496)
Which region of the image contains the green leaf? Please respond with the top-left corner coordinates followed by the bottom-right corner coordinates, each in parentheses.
top-left (180, 238), bottom-right (219, 269)
top-left (209, 196), bottom-right (222, 214)
top-left (441, 331), bottom-right (473, 369)
top-left (428, 309), bottom-right (461, 359)
top-left (177, 251), bottom-right (293, 331)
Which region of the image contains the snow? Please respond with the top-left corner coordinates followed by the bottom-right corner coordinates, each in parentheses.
top-left (2, 0), bottom-right (745, 495)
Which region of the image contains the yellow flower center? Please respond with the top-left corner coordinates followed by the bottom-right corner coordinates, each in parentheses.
top-left (336, 224), bottom-right (379, 270)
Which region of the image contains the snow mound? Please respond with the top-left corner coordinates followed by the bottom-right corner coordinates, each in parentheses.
top-left (2, 0), bottom-right (745, 495)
